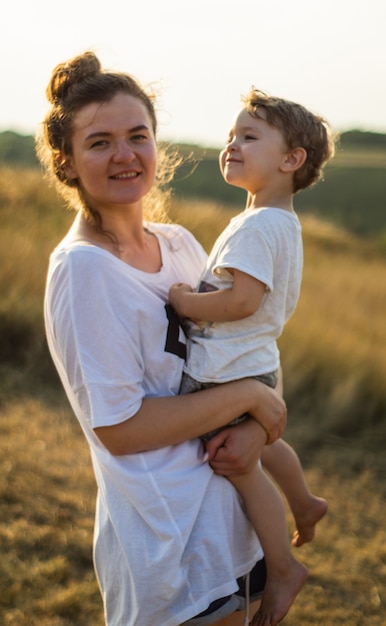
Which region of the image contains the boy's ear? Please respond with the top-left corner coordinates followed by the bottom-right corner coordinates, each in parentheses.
top-left (281, 147), bottom-right (307, 173)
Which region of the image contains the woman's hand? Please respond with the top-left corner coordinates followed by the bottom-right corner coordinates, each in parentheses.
top-left (248, 380), bottom-right (287, 444)
top-left (204, 380), bottom-right (286, 476)
top-left (205, 419), bottom-right (268, 477)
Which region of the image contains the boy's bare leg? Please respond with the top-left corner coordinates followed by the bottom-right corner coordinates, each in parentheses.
top-left (262, 439), bottom-right (328, 547)
top-left (230, 426), bottom-right (308, 626)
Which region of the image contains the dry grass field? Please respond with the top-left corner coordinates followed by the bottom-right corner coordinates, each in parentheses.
top-left (1, 167), bottom-right (385, 625)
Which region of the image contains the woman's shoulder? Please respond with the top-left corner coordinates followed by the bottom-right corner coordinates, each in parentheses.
top-left (150, 222), bottom-right (207, 275)
top-left (50, 237), bottom-right (106, 264)
top-left (149, 221), bottom-right (193, 239)
top-left (47, 237), bottom-right (115, 289)
top-left (149, 222), bottom-right (205, 252)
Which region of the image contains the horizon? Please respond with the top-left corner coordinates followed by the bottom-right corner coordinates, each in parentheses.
top-left (1, 0), bottom-right (385, 148)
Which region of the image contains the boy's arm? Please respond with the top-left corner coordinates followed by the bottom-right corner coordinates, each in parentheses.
top-left (169, 269), bottom-right (266, 323)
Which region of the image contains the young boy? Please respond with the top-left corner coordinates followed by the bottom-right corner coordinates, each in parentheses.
top-left (169, 89), bottom-right (335, 626)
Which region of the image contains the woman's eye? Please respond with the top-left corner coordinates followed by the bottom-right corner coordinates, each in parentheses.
top-left (90, 140), bottom-right (108, 148)
top-left (131, 134), bottom-right (147, 142)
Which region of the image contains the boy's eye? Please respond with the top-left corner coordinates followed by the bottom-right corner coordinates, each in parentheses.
top-left (245, 134), bottom-right (257, 140)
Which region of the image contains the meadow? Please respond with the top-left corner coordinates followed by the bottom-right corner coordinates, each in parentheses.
top-left (0, 166), bottom-right (385, 625)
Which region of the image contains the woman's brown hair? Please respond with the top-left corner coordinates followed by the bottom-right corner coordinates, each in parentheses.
top-left (36, 51), bottom-right (179, 225)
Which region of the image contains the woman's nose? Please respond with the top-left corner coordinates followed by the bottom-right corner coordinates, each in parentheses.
top-left (112, 140), bottom-right (135, 162)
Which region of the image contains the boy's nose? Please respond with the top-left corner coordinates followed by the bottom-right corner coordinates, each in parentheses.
top-left (226, 137), bottom-right (237, 151)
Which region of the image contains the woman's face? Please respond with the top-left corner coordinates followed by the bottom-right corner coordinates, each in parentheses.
top-left (65, 92), bottom-right (157, 214)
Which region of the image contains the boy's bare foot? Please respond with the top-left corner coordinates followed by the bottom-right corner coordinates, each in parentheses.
top-left (292, 496), bottom-right (328, 547)
top-left (250, 559), bottom-right (308, 626)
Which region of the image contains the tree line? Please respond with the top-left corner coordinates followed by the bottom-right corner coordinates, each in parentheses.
top-left (1, 129), bottom-right (385, 238)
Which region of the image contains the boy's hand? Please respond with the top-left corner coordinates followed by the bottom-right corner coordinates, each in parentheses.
top-left (169, 282), bottom-right (193, 317)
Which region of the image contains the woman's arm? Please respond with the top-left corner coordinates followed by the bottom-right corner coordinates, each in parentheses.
top-left (169, 269), bottom-right (266, 323)
top-left (94, 378), bottom-right (286, 455)
top-left (206, 367), bottom-right (285, 476)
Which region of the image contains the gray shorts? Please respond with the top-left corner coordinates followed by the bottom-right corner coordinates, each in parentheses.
top-left (179, 371), bottom-right (278, 441)
top-left (182, 558), bottom-right (266, 625)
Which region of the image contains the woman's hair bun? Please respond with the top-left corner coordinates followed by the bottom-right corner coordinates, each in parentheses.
top-left (46, 51), bottom-right (101, 105)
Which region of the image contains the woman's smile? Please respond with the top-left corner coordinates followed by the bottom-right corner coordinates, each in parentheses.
top-left (110, 170), bottom-right (140, 179)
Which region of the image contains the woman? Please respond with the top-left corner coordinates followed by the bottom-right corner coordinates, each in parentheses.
top-left (38, 51), bottom-right (287, 626)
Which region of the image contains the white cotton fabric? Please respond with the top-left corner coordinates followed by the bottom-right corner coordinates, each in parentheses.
top-left (44, 222), bottom-right (263, 626)
top-left (184, 207), bottom-right (303, 383)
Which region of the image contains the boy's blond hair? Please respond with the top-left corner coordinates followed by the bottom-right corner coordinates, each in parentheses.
top-left (243, 89), bottom-right (336, 193)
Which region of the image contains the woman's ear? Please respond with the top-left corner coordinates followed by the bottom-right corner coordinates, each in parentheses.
top-left (281, 147), bottom-right (307, 173)
top-left (63, 155), bottom-right (78, 180)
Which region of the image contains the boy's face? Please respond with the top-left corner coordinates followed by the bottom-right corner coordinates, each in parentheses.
top-left (219, 108), bottom-right (289, 195)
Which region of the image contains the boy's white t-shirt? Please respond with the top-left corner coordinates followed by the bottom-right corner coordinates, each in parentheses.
top-left (44, 222), bottom-right (263, 626)
top-left (184, 207), bottom-right (303, 383)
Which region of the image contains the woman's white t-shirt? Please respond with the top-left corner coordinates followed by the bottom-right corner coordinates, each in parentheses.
top-left (44, 222), bottom-right (263, 626)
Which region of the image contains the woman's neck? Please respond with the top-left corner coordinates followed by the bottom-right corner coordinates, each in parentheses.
top-left (69, 212), bottom-right (162, 272)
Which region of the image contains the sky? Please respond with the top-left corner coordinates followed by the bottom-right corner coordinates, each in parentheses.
top-left (1, 0), bottom-right (385, 148)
